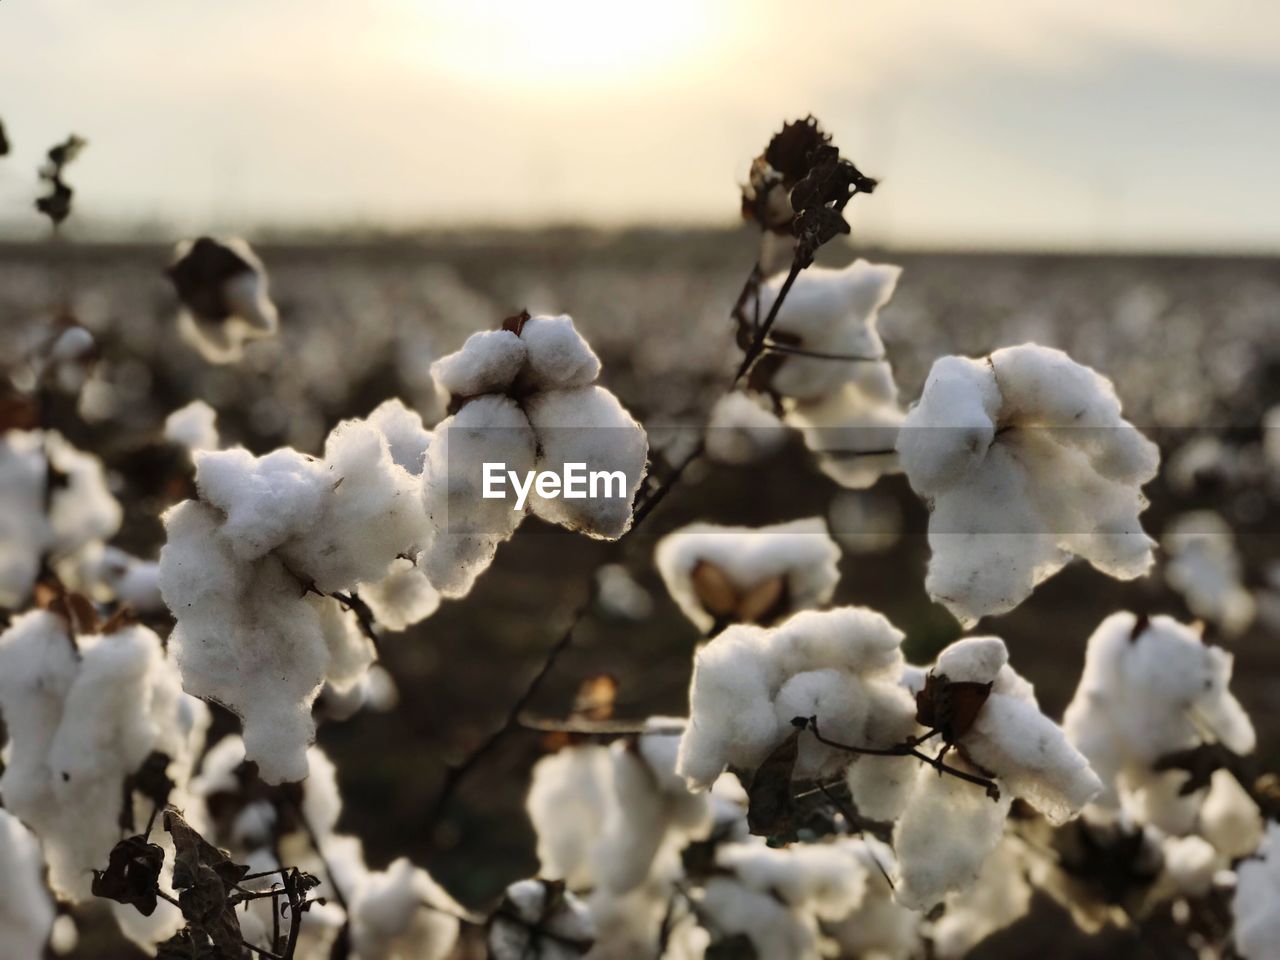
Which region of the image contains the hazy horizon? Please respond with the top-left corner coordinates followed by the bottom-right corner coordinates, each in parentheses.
top-left (2, 1), bottom-right (1279, 252)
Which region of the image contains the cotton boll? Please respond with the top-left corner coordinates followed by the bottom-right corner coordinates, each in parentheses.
top-left (824, 840), bottom-right (921, 959)
top-left (164, 400), bottom-right (220, 453)
top-left (593, 563), bottom-right (653, 621)
top-left (527, 745), bottom-right (614, 891)
top-left (1163, 511), bottom-right (1255, 636)
top-left (1233, 823), bottom-right (1280, 959)
top-left (785, 384), bottom-right (903, 489)
top-left (1159, 835), bottom-right (1219, 899)
top-left (698, 875), bottom-right (822, 960)
top-left (827, 488), bottom-right (902, 554)
top-left (898, 345), bottom-right (1158, 626)
top-left (522, 386), bottom-right (648, 539)
top-left (893, 760), bottom-right (1012, 910)
top-left (845, 753), bottom-right (919, 823)
top-left (348, 858), bottom-right (461, 960)
top-left (655, 518), bottom-right (841, 632)
top-left (583, 881), bottom-right (673, 960)
top-left (0, 809), bottom-right (56, 958)
top-left (1200, 769), bottom-right (1264, 860)
top-left (360, 557), bottom-right (440, 631)
top-left (283, 419), bottom-right (431, 592)
top-left (169, 237), bottom-right (279, 364)
top-left (516, 314), bottom-right (602, 391)
top-left (704, 391), bottom-right (788, 466)
top-left (757, 260), bottom-right (901, 403)
top-left (716, 840), bottom-right (869, 921)
top-left (419, 395), bottom-right (536, 597)
top-left (933, 838), bottom-right (1032, 960)
top-left (934, 636), bottom-right (1008, 684)
top-left (488, 879), bottom-right (595, 960)
top-left (312, 596), bottom-right (375, 693)
top-left (194, 446), bottom-right (328, 561)
top-left (430, 329), bottom-right (527, 399)
top-left (161, 501), bottom-right (328, 783)
top-left (46, 431), bottom-right (123, 555)
top-left (774, 669), bottom-right (870, 779)
top-left (84, 545), bottom-right (164, 613)
top-left (366, 398), bottom-right (433, 475)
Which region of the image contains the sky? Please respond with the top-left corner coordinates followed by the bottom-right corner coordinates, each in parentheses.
top-left (1, 0), bottom-right (1279, 250)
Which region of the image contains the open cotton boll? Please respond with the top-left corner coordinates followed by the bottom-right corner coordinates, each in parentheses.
top-left (81, 544), bottom-right (163, 612)
top-left (0, 431), bottom-right (53, 606)
top-left (194, 446), bottom-right (328, 562)
top-left (655, 517), bottom-right (841, 632)
top-left (0, 809), bottom-right (56, 958)
top-left (933, 839), bottom-right (1032, 960)
top-left (46, 431), bottom-right (123, 555)
top-left (677, 607), bottom-right (910, 789)
top-left (516, 314), bottom-right (602, 391)
top-left (1234, 823), bottom-right (1280, 960)
top-left (0, 612), bottom-right (207, 903)
top-left (1159, 835), bottom-right (1219, 899)
top-left (163, 399), bottom-right (220, 453)
top-left (1163, 511), bottom-right (1256, 636)
top-left (359, 557), bottom-right (440, 631)
top-left (824, 840), bottom-right (921, 960)
top-left (169, 237), bottom-right (279, 364)
top-left (893, 759), bottom-right (1013, 910)
top-left (367, 398), bottom-right (433, 475)
top-left (528, 746), bottom-right (614, 891)
top-left (522, 386), bottom-right (648, 539)
top-left (698, 875), bottom-right (822, 960)
top-left (160, 500), bottom-right (329, 783)
top-left (430, 329), bottom-right (527, 399)
top-left (897, 345), bottom-right (1159, 626)
top-left (756, 260), bottom-right (901, 403)
top-left (715, 840), bottom-right (869, 921)
top-left (347, 858), bottom-right (461, 960)
top-left (785, 385), bottom-right (903, 490)
top-left (488, 879), bottom-right (595, 960)
top-left (704, 391), bottom-right (788, 466)
top-left (420, 395), bottom-right (536, 597)
top-left (281, 419), bottom-right (431, 592)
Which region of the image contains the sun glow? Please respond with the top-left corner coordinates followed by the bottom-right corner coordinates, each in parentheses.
top-left (412, 0), bottom-right (723, 91)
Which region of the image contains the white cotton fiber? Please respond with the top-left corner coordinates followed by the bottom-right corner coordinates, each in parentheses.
top-left (897, 344), bottom-right (1159, 626)
top-left (360, 557), bottom-right (440, 631)
top-left (430, 329), bottom-right (527, 399)
top-left (705, 391), bottom-right (788, 466)
top-left (348, 858), bottom-right (461, 960)
top-left (367, 398), bottom-right (433, 475)
top-left (1163, 511), bottom-right (1255, 635)
top-left (0, 808), bottom-right (56, 958)
top-left (164, 400), bottom-right (220, 453)
top-left (1234, 823), bottom-right (1280, 959)
top-left (488, 879), bottom-right (595, 960)
top-left (516, 314), bottom-right (602, 391)
top-left (523, 386), bottom-right (648, 539)
top-left (655, 517), bottom-right (841, 632)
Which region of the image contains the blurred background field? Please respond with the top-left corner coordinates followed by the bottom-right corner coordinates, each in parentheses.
top-left (3, 230), bottom-right (1278, 955)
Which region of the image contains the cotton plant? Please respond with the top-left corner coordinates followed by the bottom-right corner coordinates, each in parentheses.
top-left (1063, 612), bottom-right (1256, 835)
top-left (896, 344), bottom-right (1160, 626)
top-left (1163, 511), bottom-right (1256, 636)
top-left (421, 311), bottom-right (647, 597)
top-left (654, 517), bottom-right (841, 634)
top-left (736, 259), bottom-right (905, 489)
top-left (0, 608), bottom-right (210, 949)
top-left (167, 236), bottom-right (279, 364)
top-left (0, 428), bottom-right (122, 608)
top-left (159, 404), bottom-right (429, 783)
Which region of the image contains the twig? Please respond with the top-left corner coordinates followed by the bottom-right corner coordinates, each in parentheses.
top-left (288, 797), bottom-right (348, 912)
top-left (805, 717), bottom-right (1000, 800)
top-left (425, 597), bottom-right (592, 838)
top-left (628, 438), bottom-right (706, 535)
top-left (732, 258), bottom-right (803, 385)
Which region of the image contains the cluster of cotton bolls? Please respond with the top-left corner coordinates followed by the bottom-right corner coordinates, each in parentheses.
top-left (1162, 511), bottom-right (1256, 636)
top-left (896, 343), bottom-right (1161, 626)
top-left (421, 312), bottom-right (647, 597)
top-left (0, 427), bottom-right (122, 608)
top-left (157, 398), bottom-right (439, 784)
top-left (654, 517), bottom-right (840, 634)
top-left (524, 716), bottom-right (928, 960)
top-left (0, 607), bottom-right (210, 950)
top-left (167, 236), bottom-right (280, 364)
top-left (721, 260), bottom-right (906, 488)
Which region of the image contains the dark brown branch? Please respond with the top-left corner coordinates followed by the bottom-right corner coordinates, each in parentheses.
top-left (733, 258), bottom-right (803, 385)
top-left (804, 717), bottom-right (1000, 800)
top-left (425, 598), bottom-right (592, 838)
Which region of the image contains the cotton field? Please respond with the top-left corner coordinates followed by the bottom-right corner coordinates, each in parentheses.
top-left (1, 108), bottom-right (1279, 960)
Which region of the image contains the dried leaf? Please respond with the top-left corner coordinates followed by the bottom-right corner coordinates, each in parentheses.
top-left (915, 673), bottom-right (992, 743)
top-left (36, 135), bottom-right (86, 226)
top-left (747, 727), bottom-right (801, 837)
top-left (763, 116), bottom-right (829, 184)
top-left (501, 309), bottom-right (531, 336)
top-left (0, 117), bottom-right (9, 157)
top-left (165, 806), bottom-right (251, 957)
top-left (165, 806), bottom-right (249, 891)
top-left (156, 929), bottom-right (222, 960)
top-left (92, 835), bottom-right (165, 916)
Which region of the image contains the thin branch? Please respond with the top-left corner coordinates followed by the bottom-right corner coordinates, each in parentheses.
top-left (804, 716), bottom-right (1001, 800)
top-left (733, 258), bottom-right (803, 385)
top-left (287, 798), bottom-right (348, 913)
top-left (761, 342), bottom-right (885, 363)
top-left (628, 438), bottom-right (707, 535)
top-left (425, 598), bottom-right (592, 837)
